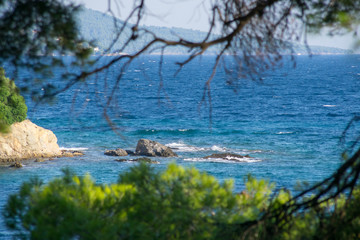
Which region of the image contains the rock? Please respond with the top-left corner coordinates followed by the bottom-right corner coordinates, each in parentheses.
top-left (125, 150), bottom-right (136, 156)
top-left (136, 157), bottom-right (160, 164)
top-left (115, 157), bottom-right (160, 164)
top-left (9, 162), bottom-right (23, 168)
top-left (135, 139), bottom-right (178, 157)
top-left (72, 151), bottom-right (84, 157)
top-left (104, 148), bottom-right (128, 156)
top-left (61, 150), bottom-right (85, 158)
top-left (115, 159), bottom-right (128, 162)
top-left (0, 120), bottom-right (62, 161)
top-left (203, 153), bottom-right (251, 161)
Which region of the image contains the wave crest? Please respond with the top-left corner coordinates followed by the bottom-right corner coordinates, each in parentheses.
top-left (60, 147), bottom-right (88, 151)
top-left (184, 157), bottom-right (261, 163)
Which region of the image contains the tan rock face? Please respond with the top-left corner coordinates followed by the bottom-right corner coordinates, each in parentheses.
top-left (0, 120), bottom-right (62, 161)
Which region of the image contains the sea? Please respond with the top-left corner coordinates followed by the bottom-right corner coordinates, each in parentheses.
top-left (0, 54), bottom-right (359, 238)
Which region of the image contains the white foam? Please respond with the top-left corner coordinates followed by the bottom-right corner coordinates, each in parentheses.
top-left (178, 129), bottom-right (189, 132)
top-left (167, 143), bottom-right (264, 155)
top-left (323, 105), bottom-right (337, 107)
top-left (276, 132), bottom-right (294, 135)
top-left (166, 143), bottom-right (206, 152)
top-left (184, 157), bottom-right (261, 163)
top-left (235, 149), bottom-right (263, 155)
top-left (210, 145), bottom-right (229, 152)
top-left (60, 147), bottom-right (88, 151)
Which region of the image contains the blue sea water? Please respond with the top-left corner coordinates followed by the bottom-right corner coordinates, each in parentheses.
top-left (0, 54), bottom-right (360, 238)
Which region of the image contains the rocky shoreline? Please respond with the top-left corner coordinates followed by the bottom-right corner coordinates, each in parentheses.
top-left (1, 120), bottom-right (253, 168)
top-left (7, 150), bottom-right (85, 168)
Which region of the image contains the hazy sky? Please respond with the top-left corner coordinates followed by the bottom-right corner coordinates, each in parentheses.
top-left (74, 0), bottom-right (357, 50)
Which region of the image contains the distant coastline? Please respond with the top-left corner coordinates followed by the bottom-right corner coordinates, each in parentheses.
top-left (95, 51), bottom-right (355, 57)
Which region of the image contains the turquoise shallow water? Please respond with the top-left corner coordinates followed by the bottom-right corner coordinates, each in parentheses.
top-left (1, 55), bottom-right (360, 238)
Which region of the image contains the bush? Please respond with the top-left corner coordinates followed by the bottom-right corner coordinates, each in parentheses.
top-left (0, 67), bottom-right (27, 127)
top-left (2, 164), bottom-right (273, 239)
top-left (3, 163), bottom-right (360, 239)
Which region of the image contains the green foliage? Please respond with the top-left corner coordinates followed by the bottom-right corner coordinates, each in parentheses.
top-left (4, 163), bottom-right (360, 239)
top-left (0, 67), bottom-right (27, 128)
top-left (306, 0), bottom-right (360, 34)
top-left (0, 0), bottom-right (94, 102)
top-left (0, 0), bottom-right (88, 62)
top-left (2, 164), bottom-right (269, 239)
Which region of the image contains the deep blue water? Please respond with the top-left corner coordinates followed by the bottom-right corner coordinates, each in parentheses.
top-left (0, 54), bottom-right (360, 238)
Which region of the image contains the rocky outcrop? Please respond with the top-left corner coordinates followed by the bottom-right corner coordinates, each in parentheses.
top-left (135, 139), bottom-right (178, 157)
top-left (203, 153), bottom-right (251, 161)
top-left (104, 148), bottom-right (128, 157)
top-left (0, 120), bottom-right (62, 161)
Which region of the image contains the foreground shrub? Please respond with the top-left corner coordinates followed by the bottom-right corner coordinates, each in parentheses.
top-left (3, 163), bottom-right (360, 239)
top-left (0, 67), bottom-right (27, 127)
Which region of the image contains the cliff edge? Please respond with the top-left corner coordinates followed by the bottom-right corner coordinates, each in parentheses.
top-left (0, 120), bottom-right (62, 162)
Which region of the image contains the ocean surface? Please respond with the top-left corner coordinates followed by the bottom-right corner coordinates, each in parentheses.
top-left (0, 54), bottom-right (360, 238)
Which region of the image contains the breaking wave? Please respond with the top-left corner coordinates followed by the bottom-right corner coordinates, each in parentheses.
top-left (184, 157), bottom-right (261, 163)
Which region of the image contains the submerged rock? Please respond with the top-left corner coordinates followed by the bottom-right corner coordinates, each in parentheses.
top-left (135, 139), bottom-right (178, 157)
top-left (61, 150), bottom-right (85, 158)
top-left (203, 153), bottom-right (251, 161)
top-left (115, 159), bottom-right (127, 162)
top-left (115, 157), bottom-right (159, 164)
top-left (136, 157), bottom-right (160, 164)
top-left (104, 148), bottom-right (128, 157)
top-left (9, 162), bottom-right (23, 168)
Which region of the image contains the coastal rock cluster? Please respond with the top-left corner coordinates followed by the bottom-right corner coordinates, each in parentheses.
top-left (105, 139), bottom-right (253, 163)
top-left (105, 139), bottom-right (177, 163)
top-left (105, 138), bottom-right (178, 158)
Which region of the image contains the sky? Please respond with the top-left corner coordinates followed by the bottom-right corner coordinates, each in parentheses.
top-left (74, 0), bottom-right (357, 50)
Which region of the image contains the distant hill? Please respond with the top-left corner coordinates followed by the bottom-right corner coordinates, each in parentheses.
top-left (77, 8), bottom-right (218, 55)
top-left (77, 8), bottom-right (352, 55)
